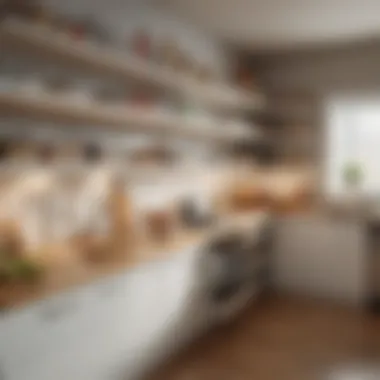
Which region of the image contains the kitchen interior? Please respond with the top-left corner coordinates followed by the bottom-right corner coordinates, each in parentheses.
top-left (0, 0), bottom-right (379, 379)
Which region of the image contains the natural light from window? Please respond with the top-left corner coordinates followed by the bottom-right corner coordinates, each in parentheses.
top-left (326, 97), bottom-right (380, 199)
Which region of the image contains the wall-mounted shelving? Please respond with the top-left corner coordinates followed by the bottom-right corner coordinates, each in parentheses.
top-left (0, 92), bottom-right (255, 143)
top-left (0, 19), bottom-right (265, 112)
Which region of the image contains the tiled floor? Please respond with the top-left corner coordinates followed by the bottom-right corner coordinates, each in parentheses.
top-left (145, 295), bottom-right (380, 380)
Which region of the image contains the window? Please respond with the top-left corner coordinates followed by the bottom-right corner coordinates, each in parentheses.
top-left (325, 97), bottom-right (380, 198)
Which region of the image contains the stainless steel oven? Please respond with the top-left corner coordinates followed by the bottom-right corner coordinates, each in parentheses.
top-left (198, 214), bottom-right (274, 323)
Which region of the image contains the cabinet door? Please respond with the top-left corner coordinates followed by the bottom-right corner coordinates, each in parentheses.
top-left (274, 215), bottom-right (367, 304)
top-left (0, 282), bottom-right (104, 380)
top-left (0, 249), bottom-right (203, 380)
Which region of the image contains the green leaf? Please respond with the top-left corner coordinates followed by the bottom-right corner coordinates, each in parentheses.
top-left (0, 258), bottom-right (44, 284)
top-left (342, 162), bottom-right (363, 186)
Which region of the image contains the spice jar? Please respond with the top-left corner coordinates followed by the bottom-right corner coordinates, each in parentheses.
top-left (67, 21), bottom-right (87, 41)
top-left (131, 30), bottom-right (151, 59)
top-left (107, 176), bottom-right (136, 257)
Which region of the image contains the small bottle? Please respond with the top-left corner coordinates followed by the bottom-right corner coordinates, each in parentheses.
top-left (131, 30), bottom-right (151, 59)
top-left (107, 177), bottom-right (135, 258)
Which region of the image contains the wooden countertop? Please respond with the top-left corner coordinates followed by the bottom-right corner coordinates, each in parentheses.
top-left (0, 229), bottom-right (207, 311)
top-left (0, 211), bottom-right (270, 311)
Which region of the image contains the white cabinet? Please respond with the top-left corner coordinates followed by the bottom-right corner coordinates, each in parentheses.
top-left (0, 280), bottom-right (110, 380)
top-left (0, 248), bottom-right (208, 380)
top-left (274, 215), bottom-right (368, 305)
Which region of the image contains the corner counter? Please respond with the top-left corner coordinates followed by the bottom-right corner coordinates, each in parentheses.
top-left (0, 211), bottom-right (271, 380)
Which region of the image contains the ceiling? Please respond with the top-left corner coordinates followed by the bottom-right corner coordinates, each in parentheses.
top-left (162, 0), bottom-right (380, 50)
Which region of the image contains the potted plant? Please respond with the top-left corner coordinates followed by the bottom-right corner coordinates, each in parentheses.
top-left (0, 256), bottom-right (44, 285)
top-left (342, 161), bottom-right (363, 190)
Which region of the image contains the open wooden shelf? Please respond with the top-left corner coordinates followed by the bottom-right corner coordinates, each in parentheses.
top-left (0, 92), bottom-right (255, 143)
top-left (0, 19), bottom-right (264, 112)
